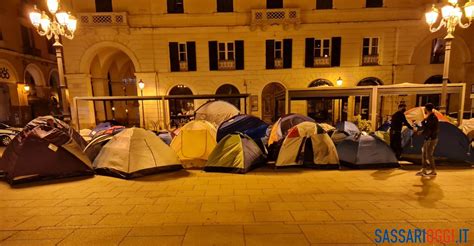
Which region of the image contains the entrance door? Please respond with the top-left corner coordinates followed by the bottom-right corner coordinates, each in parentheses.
top-left (262, 82), bottom-right (286, 124)
top-left (0, 85), bottom-right (10, 122)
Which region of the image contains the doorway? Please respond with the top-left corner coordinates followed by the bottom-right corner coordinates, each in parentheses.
top-left (262, 82), bottom-right (286, 124)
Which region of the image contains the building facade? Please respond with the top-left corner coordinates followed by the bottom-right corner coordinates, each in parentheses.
top-left (0, 0), bottom-right (61, 126)
top-left (59, 0), bottom-right (474, 129)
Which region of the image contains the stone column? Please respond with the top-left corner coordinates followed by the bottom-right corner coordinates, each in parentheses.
top-left (66, 73), bottom-right (95, 130)
top-left (134, 72), bottom-right (164, 130)
top-left (91, 77), bottom-right (109, 122)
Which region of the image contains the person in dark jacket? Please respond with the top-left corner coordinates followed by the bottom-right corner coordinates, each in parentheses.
top-left (390, 103), bottom-right (413, 159)
top-left (416, 103), bottom-right (439, 176)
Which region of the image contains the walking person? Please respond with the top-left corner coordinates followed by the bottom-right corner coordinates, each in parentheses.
top-left (390, 103), bottom-right (413, 159)
top-left (416, 103), bottom-right (439, 176)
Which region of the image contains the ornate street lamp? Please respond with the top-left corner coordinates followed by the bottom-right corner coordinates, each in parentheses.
top-left (29, 0), bottom-right (77, 116)
top-left (425, 0), bottom-right (473, 113)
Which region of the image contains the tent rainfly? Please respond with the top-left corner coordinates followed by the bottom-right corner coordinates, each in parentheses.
top-left (403, 121), bottom-right (473, 162)
top-left (336, 134), bottom-right (399, 168)
top-left (195, 100), bottom-right (240, 127)
top-left (276, 122), bottom-right (339, 168)
top-left (94, 128), bottom-right (182, 179)
top-left (0, 116), bottom-right (93, 184)
top-left (205, 133), bottom-right (266, 173)
top-left (217, 114), bottom-right (268, 143)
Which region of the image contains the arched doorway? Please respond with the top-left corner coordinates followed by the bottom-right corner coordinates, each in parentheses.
top-left (262, 82), bottom-right (286, 123)
top-left (89, 49), bottom-right (140, 126)
top-left (24, 68), bottom-right (49, 120)
top-left (416, 75), bottom-right (449, 110)
top-left (216, 84), bottom-right (240, 109)
top-left (307, 79), bottom-right (333, 123)
top-left (0, 60), bottom-right (18, 125)
top-left (0, 85), bottom-right (10, 123)
top-left (169, 84), bottom-right (194, 128)
top-left (356, 77), bottom-right (383, 120)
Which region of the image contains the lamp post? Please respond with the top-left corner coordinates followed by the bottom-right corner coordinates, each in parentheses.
top-left (138, 79), bottom-right (145, 128)
top-left (425, 0), bottom-right (473, 113)
top-left (29, 0), bottom-right (77, 117)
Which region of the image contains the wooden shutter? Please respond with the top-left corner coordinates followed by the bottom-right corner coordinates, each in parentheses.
top-left (235, 40), bottom-right (244, 70)
top-left (186, 42), bottom-right (197, 71)
top-left (208, 41), bottom-right (218, 71)
top-left (265, 40), bottom-right (275, 69)
top-left (305, 38), bottom-right (315, 68)
top-left (169, 42), bottom-right (180, 72)
top-left (331, 37), bottom-right (341, 67)
top-left (283, 39), bottom-right (292, 69)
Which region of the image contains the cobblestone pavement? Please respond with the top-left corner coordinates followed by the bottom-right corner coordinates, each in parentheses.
top-left (0, 163), bottom-right (472, 245)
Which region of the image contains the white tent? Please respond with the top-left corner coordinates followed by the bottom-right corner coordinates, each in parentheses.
top-left (276, 122), bottom-right (339, 168)
top-left (194, 100), bottom-right (240, 127)
top-left (94, 128), bottom-right (182, 179)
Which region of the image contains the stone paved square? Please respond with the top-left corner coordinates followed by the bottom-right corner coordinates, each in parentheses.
top-left (0, 163), bottom-right (472, 245)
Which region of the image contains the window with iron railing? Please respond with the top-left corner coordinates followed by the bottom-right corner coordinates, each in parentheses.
top-left (362, 37), bottom-right (379, 65)
top-left (218, 42), bottom-right (236, 70)
top-left (314, 39), bottom-right (331, 67)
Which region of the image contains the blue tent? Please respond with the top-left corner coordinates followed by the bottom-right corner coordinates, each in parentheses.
top-left (217, 115), bottom-right (268, 142)
top-left (337, 134), bottom-right (399, 168)
top-left (335, 121), bottom-right (360, 136)
top-left (403, 122), bottom-right (473, 162)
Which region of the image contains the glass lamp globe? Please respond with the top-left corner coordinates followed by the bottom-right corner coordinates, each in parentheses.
top-left (29, 7), bottom-right (41, 27)
top-left (56, 11), bottom-right (69, 25)
top-left (138, 80), bottom-right (145, 90)
top-left (66, 15), bottom-right (77, 32)
top-left (47, 0), bottom-right (59, 14)
top-left (425, 7), bottom-right (439, 25)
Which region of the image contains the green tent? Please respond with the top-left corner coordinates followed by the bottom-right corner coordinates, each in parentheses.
top-left (204, 133), bottom-right (266, 174)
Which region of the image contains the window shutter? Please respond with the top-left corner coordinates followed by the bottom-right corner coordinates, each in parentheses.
top-left (235, 40), bottom-right (244, 70)
top-left (208, 41), bottom-right (218, 71)
top-left (305, 38), bottom-right (315, 68)
top-left (283, 39), bottom-right (292, 69)
top-left (217, 0), bottom-right (233, 12)
top-left (266, 40), bottom-right (275, 69)
top-left (331, 37), bottom-right (341, 67)
top-left (169, 42), bottom-right (180, 72)
top-left (167, 0), bottom-right (175, 13)
top-left (186, 41), bottom-right (196, 71)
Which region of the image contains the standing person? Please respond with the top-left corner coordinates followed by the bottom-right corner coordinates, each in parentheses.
top-left (390, 103), bottom-right (413, 159)
top-left (416, 103), bottom-right (439, 176)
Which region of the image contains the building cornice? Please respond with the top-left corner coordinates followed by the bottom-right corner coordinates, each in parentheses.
top-left (0, 48), bottom-right (57, 65)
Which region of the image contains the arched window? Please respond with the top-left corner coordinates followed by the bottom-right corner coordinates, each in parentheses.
top-left (357, 77), bottom-right (383, 86)
top-left (169, 85), bottom-right (194, 127)
top-left (356, 77), bottom-right (382, 120)
top-left (308, 79), bottom-right (334, 123)
top-left (309, 79), bottom-right (333, 88)
top-left (416, 75), bottom-right (449, 109)
top-left (215, 84), bottom-right (240, 108)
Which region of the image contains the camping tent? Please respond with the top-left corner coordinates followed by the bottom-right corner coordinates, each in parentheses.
top-left (405, 107), bottom-right (449, 124)
top-left (276, 122), bottom-right (339, 168)
top-left (336, 134), bottom-right (399, 168)
top-left (194, 100), bottom-right (240, 127)
top-left (268, 114), bottom-right (315, 146)
top-left (403, 121), bottom-right (473, 162)
top-left (217, 115), bottom-right (268, 142)
top-left (89, 120), bottom-right (121, 137)
top-left (84, 126), bottom-right (126, 162)
top-left (204, 133), bottom-right (266, 173)
top-left (94, 128), bottom-right (182, 179)
top-left (0, 116), bottom-right (93, 184)
top-left (335, 121), bottom-right (360, 136)
top-left (170, 120), bottom-right (217, 167)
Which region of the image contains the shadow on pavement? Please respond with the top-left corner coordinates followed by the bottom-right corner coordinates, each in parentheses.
top-left (370, 169), bottom-right (407, 180)
top-left (9, 175), bottom-right (95, 189)
top-left (134, 169), bottom-right (191, 182)
top-left (413, 176), bottom-right (444, 208)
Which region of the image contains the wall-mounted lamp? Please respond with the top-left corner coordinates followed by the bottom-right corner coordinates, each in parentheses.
top-left (336, 77), bottom-right (343, 87)
top-left (24, 84), bottom-right (31, 93)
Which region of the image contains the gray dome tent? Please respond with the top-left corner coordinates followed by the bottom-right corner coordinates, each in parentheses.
top-left (0, 116), bottom-right (93, 184)
top-left (93, 128), bottom-right (182, 179)
top-left (204, 133), bottom-right (266, 174)
top-left (336, 134), bottom-right (399, 168)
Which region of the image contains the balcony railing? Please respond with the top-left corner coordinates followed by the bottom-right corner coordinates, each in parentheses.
top-left (251, 8), bottom-right (300, 29)
top-left (274, 58), bottom-right (283, 69)
top-left (179, 61), bottom-right (188, 71)
top-left (314, 57), bottom-right (331, 67)
top-left (218, 60), bottom-right (236, 70)
top-left (78, 12), bottom-right (128, 26)
top-left (362, 54), bottom-right (379, 66)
